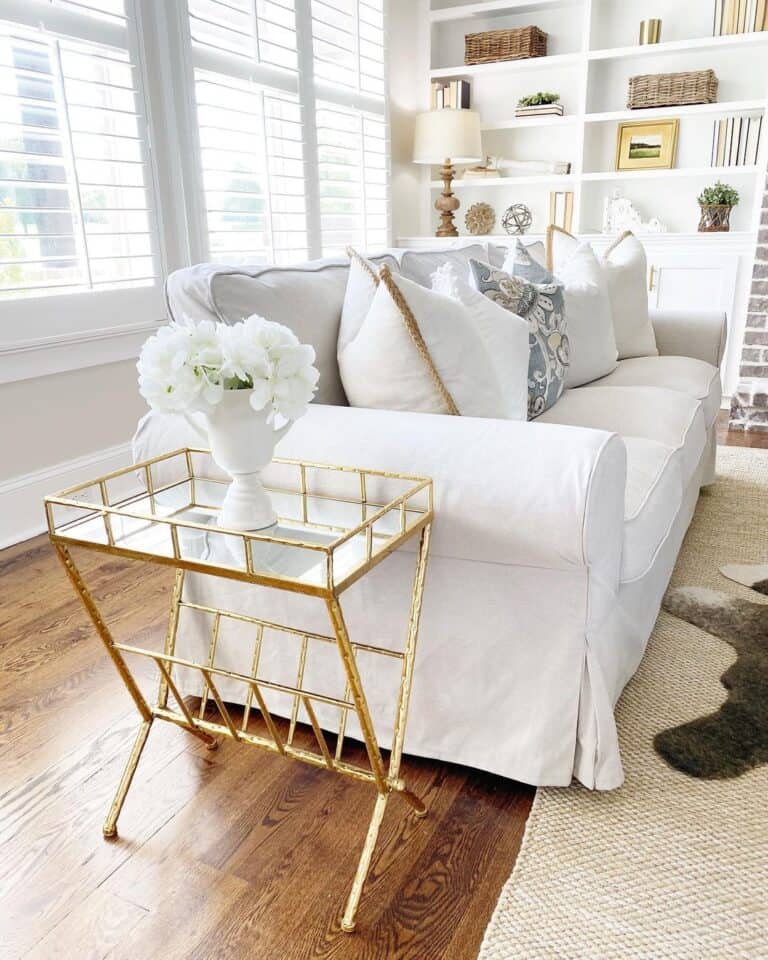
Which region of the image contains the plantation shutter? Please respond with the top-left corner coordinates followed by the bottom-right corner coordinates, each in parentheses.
top-left (186, 0), bottom-right (309, 264)
top-left (311, 0), bottom-right (388, 256)
top-left (0, 0), bottom-right (161, 301)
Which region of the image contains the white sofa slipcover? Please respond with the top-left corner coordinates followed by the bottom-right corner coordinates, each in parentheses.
top-left (136, 247), bottom-right (727, 790)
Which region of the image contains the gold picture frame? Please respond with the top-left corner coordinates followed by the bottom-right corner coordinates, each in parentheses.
top-left (615, 119), bottom-right (679, 171)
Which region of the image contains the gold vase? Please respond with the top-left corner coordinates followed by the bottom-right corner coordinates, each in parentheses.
top-left (639, 19), bottom-right (661, 44)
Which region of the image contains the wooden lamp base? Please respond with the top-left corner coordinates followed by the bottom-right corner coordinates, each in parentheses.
top-left (435, 159), bottom-right (459, 237)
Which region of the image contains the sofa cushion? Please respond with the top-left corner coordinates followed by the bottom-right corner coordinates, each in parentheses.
top-left (537, 384), bottom-right (706, 486)
top-left (469, 258), bottom-right (569, 419)
top-left (621, 437), bottom-right (684, 582)
top-left (505, 239), bottom-right (617, 389)
top-left (400, 243), bottom-right (486, 287)
top-left (488, 240), bottom-right (546, 269)
top-left (588, 356), bottom-right (721, 429)
top-left (431, 261), bottom-right (529, 420)
top-left (339, 266), bottom-right (506, 417)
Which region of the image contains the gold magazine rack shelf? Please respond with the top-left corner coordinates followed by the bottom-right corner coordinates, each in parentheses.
top-left (45, 448), bottom-right (434, 932)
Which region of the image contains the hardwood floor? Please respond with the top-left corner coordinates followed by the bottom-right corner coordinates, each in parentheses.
top-left (1, 420), bottom-right (765, 960)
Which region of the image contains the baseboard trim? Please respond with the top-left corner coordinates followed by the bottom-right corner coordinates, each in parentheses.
top-left (0, 442), bottom-right (134, 549)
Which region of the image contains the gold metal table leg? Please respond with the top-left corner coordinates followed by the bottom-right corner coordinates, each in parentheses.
top-left (341, 792), bottom-right (389, 932)
top-left (103, 718), bottom-right (152, 838)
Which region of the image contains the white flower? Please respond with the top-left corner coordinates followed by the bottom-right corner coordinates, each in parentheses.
top-left (137, 313), bottom-right (320, 420)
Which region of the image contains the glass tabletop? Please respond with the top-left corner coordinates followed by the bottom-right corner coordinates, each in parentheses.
top-left (45, 449), bottom-right (432, 594)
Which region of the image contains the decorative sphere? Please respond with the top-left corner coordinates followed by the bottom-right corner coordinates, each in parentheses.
top-left (502, 203), bottom-right (533, 235)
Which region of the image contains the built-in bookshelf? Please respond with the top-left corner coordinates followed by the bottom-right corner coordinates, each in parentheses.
top-left (424, 0), bottom-right (768, 237)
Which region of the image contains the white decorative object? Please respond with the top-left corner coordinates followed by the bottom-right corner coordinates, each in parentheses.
top-left (137, 316), bottom-right (319, 530)
top-left (205, 391), bottom-right (291, 530)
top-left (602, 189), bottom-right (667, 235)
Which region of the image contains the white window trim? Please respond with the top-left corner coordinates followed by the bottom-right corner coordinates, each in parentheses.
top-left (0, 0), bottom-right (391, 383)
top-left (0, 0), bottom-right (170, 383)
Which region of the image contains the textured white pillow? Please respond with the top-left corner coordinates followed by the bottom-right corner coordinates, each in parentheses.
top-left (506, 239), bottom-right (617, 387)
top-left (339, 266), bottom-right (506, 417)
top-left (431, 262), bottom-right (528, 420)
top-left (338, 248), bottom-right (382, 355)
top-left (548, 227), bottom-right (657, 361)
top-left (602, 232), bottom-right (658, 359)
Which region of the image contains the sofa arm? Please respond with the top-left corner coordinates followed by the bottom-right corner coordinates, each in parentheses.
top-left (650, 308), bottom-right (727, 368)
top-left (134, 405), bottom-right (626, 581)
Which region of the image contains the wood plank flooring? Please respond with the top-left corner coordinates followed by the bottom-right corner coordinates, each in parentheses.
top-left (1, 418), bottom-right (765, 960)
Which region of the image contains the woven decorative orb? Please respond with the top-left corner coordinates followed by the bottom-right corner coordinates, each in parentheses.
top-left (502, 203), bottom-right (533, 235)
top-left (465, 202), bottom-right (496, 236)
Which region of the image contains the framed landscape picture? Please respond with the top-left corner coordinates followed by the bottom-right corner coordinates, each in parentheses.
top-left (615, 119), bottom-right (679, 171)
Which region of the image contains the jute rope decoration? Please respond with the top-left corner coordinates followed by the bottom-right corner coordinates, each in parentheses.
top-left (345, 246), bottom-right (380, 286)
top-left (378, 264), bottom-right (460, 416)
top-left (545, 223), bottom-right (577, 272)
top-left (603, 228), bottom-right (634, 259)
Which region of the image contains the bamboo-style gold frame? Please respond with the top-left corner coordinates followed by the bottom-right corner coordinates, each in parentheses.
top-left (45, 449), bottom-right (434, 933)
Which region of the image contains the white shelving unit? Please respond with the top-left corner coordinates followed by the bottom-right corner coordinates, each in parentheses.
top-left (413, 0), bottom-right (768, 396)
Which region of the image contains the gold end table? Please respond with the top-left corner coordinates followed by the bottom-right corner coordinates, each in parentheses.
top-left (45, 448), bottom-right (433, 932)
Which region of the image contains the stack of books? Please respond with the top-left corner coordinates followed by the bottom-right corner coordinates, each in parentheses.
top-left (713, 0), bottom-right (767, 33)
top-left (711, 115), bottom-right (763, 166)
top-left (514, 103), bottom-right (564, 118)
top-left (430, 80), bottom-right (471, 110)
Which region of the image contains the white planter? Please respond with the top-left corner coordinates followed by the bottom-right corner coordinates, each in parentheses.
top-left (205, 390), bottom-right (291, 531)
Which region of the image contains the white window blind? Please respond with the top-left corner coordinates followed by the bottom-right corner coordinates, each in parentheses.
top-left (311, 0), bottom-right (388, 256)
top-left (0, 3), bottom-right (160, 301)
top-left (185, 0), bottom-right (388, 264)
top-left (316, 101), bottom-right (387, 255)
top-left (188, 0), bottom-right (298, 72)
top-left (194, 69), bottom-right (307, 264)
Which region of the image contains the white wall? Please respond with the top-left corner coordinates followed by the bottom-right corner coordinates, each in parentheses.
top-left (388, 0), bottom-right (431, 241)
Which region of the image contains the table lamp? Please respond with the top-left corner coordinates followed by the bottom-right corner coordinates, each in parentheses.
top-left (413, 109), bottom-right (483, 237)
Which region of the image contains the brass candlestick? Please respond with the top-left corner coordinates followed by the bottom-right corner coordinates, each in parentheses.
top-left (435, 159), bottom-right (460, 237)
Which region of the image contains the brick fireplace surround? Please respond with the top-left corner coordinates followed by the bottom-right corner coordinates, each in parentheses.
top-left (730, 176), bottom-right (768, 431)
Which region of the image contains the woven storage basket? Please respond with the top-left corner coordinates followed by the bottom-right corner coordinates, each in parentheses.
top-left (627, 69), bottom-right (718, 108)
top-left (465, 26), bottom-right (547, 65)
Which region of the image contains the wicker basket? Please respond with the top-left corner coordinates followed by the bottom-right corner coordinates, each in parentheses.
top-left (627, 69), bottom-right (718, 109)
top-left (465, 26), bottom-right (547, 65)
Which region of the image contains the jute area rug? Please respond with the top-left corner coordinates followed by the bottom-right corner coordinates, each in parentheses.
top-left (478, 446), bottom-right (768, 960)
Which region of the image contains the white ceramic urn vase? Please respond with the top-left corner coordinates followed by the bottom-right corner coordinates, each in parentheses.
top-left (205, 389), bottom-right (291, 531)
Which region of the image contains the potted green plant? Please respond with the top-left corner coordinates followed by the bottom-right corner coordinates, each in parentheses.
top-left (515, 92), bottom-right (563, 117)
top-left (697, 181), bottom-right (739, 232)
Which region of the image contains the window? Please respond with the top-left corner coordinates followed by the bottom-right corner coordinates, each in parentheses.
top-left (0, 0), bottom-right (390, 379)
top-left (184, 0), bottom-right (389, 263)
top-left (0, 2), bottom-right (160, 301)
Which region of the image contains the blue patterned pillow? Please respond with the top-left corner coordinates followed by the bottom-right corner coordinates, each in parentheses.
top-left (469, 258), bottom-right (569, 419)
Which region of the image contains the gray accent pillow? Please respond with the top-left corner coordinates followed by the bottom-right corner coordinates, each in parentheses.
top-left (469, 257), bottom-right (569, 419)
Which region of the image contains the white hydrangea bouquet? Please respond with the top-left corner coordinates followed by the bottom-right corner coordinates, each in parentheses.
top-left (137, 314), bottom-right (319, 421)
top-left (137, 315), bottom-right (319, 531)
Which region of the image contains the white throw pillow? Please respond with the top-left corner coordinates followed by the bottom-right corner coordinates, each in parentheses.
top-left (339, 265), bottom-right (507, 417)
top-left (602, 232), bottom-right (658, 359)
top-left (338, 248), bottom-right (382, 355)
top-left (506, 239), bottom-right (617, 387)
top-left (431, 262), bottom-right (528, 420)
top-left (548, 227), bottom-right (657, 361)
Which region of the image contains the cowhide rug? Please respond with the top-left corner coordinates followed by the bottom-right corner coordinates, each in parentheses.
top-left (655, 564), bottom-right (768, 780)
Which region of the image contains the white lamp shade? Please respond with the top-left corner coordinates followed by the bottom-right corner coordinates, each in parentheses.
top-left (412, 109), bottom-right (483, 165)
